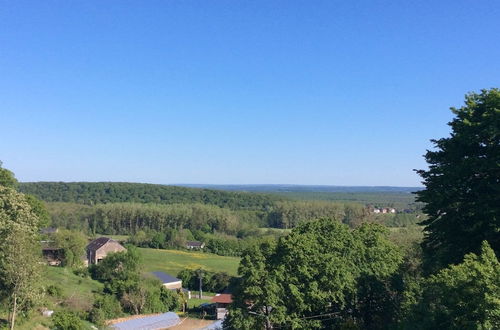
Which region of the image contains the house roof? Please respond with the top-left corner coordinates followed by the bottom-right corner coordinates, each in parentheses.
top-left (86, 237), bottom-right (116, 252)
top-left (151, 271), bottom-right (181, 284)
top-left (186, 240), bottom-right (204, 247)
top-left (211, 294), bottom-right (233, 304)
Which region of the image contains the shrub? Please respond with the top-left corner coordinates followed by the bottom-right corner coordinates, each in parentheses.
top-left (52, 311), bottom-right (85, 330)
top-left (47, 285), bottom-right (63, 297)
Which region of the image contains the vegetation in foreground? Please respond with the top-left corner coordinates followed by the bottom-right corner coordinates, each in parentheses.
top-left (0, 89), bottom-right (498, 329)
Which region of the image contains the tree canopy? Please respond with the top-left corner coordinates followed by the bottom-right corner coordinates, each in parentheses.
top-left (409, 241), bottom-right (500, 329)
top-left (0, 161), bottom-right (18, 189)
top-left (225, 218), bottom-right (403, 329)
top-left (0, 186), bottom-right (42, 329)
top-left (416, 88), bottom-right (500, 272)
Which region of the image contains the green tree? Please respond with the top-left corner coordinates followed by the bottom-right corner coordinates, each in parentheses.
top-left (90, 247), bottom-right (141, 295)
top-left (0, 187), bottom-right (42, 330)
top-left (416, 89), bottom-right (500, 272)
top-left (225, 219), bottom-right (403, 329)
top-left (408, 241), bottom-right (500, 329)
top-left (24, 194), bottom-right (51, 228)
top-left (0, 161), bottom-right (18, 188)
top-left (55, 229), bottom-right (88, 268)
top-left (52, 310), bottom-right (85, 330)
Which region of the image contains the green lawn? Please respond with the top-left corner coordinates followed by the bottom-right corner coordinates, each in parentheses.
top-left (138, 248), bottom-right (240, 276)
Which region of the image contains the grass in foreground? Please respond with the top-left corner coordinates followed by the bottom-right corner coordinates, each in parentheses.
top-left (138, 248), bottom-right (240, 276)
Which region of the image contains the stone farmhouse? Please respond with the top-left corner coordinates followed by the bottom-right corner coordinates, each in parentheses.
top-left (86, 237), bottom-right (126, 265)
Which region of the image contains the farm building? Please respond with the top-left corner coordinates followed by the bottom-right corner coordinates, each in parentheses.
top-left (151, 271), bottom-right (183, 290)
top-left (211, 294), bottom-right (233, 320)
top-left (86, 237), bottom-right (126, 265)
top-left (186, 240), bottom-right (205, 249)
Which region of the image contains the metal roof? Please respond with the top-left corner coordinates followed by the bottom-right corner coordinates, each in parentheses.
top-left (151, 271), bottom-right (181, 284)
top-left (211, 294), bottom-right (233, 304)
top-left (111, 312), bottom-right (180, 330)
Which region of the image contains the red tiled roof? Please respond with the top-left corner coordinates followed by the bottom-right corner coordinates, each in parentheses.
top-left (211, 294), bottom-right (233, 304)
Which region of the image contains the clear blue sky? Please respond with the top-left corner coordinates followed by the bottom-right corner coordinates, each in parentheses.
top-left (1, 1), bottom-right (499, 186)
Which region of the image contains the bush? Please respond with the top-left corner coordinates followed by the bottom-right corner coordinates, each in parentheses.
top-left (46, 285), bottom-right (63, 297)
top-left (52, 311), bottom-right (85, 330)
top-left (92, 294), bottom-right (123, 319)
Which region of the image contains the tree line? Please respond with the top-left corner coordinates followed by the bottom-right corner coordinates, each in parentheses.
top-left (18, 181), bottom-right (281, 210)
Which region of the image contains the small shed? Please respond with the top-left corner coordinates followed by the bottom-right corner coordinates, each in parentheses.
top-left (86, 237), bottom-right (126, 265)
top-left (151, 271), bottom-right (183, 290)
top-left (211, 294), bottom-right (233, 320)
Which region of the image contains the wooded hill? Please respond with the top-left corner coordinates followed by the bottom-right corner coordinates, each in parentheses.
top-left (19, 182), bottom-right (281, 210)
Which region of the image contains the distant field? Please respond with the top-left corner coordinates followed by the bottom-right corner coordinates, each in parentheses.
top-left (139, 248), bottom-right (240, 276)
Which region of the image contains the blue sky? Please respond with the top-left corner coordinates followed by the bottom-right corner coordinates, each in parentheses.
top-left (1, 1), bottom-right (499, 186)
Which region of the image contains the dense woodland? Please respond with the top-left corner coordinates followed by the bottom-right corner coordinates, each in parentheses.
top-left (19, 182), bottom-right (280, 210)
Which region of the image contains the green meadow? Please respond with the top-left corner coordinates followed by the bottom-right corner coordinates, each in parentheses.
top-left (138, 248), bottom-right (240, 276)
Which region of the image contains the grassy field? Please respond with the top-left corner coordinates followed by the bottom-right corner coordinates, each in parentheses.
top-left (138, 248), bottom-right (240, 276)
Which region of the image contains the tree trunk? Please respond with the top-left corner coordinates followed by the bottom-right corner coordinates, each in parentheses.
top-left (10, 294), bottom-right (17, 330)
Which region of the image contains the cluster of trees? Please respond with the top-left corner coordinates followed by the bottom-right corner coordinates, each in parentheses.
top-left (19, 181), bottom-right (280, 210)
top-left (87, 247), bottom-right (180, 325)
top-left (267, 201), bottom-right (370, 229)
top-left (225, 89), bottom-right (500, 329)
top-left (226, 218), bottom-right (499, 329)
top-left (177, 268), bottom-right (234, 293)
top-left (46, 200), bottom-right (376, 236)
top-left (226, 220), bottom-right (407, 329)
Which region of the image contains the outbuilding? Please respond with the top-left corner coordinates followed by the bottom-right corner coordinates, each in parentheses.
top-left (86, 237), bottom-right (126, 265)
top-left (151, 271), bottom-right (183, 290)
top-left (211, 294), bottom-right (233, 320)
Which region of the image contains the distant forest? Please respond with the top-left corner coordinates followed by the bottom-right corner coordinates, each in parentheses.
top-left (19, 182), bottom-right (280, 210)
top-left (20, 182), bottom-right (421, 239)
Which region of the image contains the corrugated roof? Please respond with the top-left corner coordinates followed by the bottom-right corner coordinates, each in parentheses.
top-left (151, 271), bottom-right (181, 284)
top-left (111, 312), bottom-right (180, 330)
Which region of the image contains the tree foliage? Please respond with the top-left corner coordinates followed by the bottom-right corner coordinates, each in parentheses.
top-left (19, 181), bottom-right (280, 210)
top-left (0, 186), bottom-right (42, 329)
top-left (54, 229), bottom-right (88, 268)
top-left (225, 218), bottom-right (403, 329)
top-left (416, 88), bottom-right (500, 272)
top-left (0, 161), bottom-right (18, 189)
top-left (408, 241), bottom-right (500, 329)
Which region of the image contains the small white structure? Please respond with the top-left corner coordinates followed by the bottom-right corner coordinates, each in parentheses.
top-left (151, 271), bottom-right (182, 290)
top-left (41, 309), bottom-right (54, 317)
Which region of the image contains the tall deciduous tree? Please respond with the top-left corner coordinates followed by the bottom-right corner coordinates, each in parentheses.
top-left (409, 241), bottom-right (500, 329)
top-left (416, 88), bottom-right (500, 272)
top-left (0, 186), bottom-right (42, 329)
top-left (55, 229), bottom-right (88, 268)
